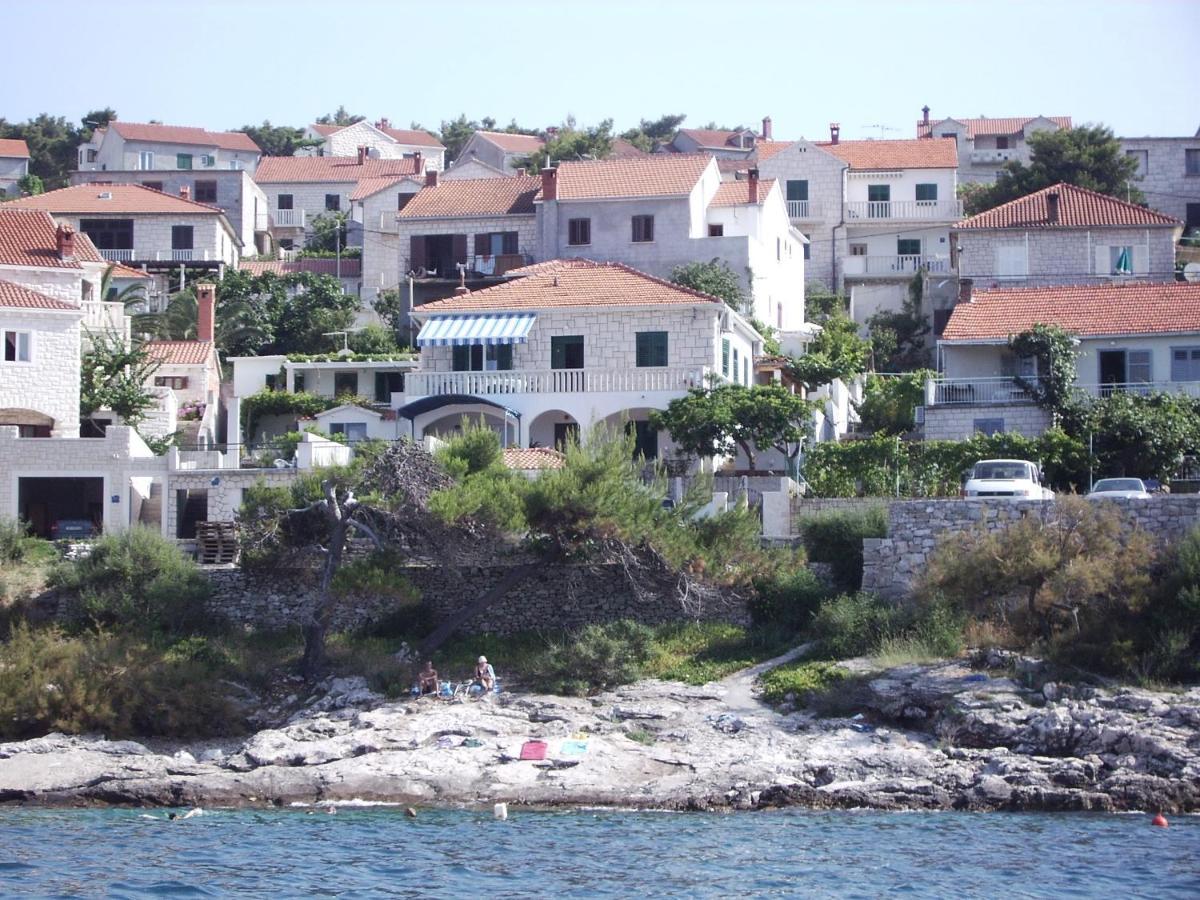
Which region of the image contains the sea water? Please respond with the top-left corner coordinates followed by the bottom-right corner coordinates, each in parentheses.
top-left (0, 807), bottom-right (1196, 897)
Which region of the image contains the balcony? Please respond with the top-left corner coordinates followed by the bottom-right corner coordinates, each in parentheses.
top-left (406, 366), bottom-right (711, 399)
top-left (273, 209), bottom-right (305, 228)
top-left (1076, 381), bottom-right (1200, 400)
top-left (844, 199), bottom-right (963, 221)
top-left (970, 149), bottom-right (1017, 164)
top-left (81, 300), bottom-right (128, 337)
top-left (404, 253), bottom-right (532, 279)
top-left (843, 254), bottom-right (950, 277)
top-left (100, 249), bottom-right (134, 262)
top-left (155, 250), bottom-right (213, 262)
top-left (786, 200), bottom-right (824, 220)
top-left (926, 376), bottom-right (1040, 406)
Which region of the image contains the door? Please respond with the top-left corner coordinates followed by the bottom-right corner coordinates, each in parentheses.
top-left (867, 184), bottom-right (890, 218)
top-left (1187, 204), bottom-right (1200, 229)
top-left (1098, 350), bottom-right (1126, 395)
top-left (553, 422), bottom-right (579, 451)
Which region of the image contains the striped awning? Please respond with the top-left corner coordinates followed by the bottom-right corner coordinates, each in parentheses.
top-left (416, 313), bottom-right (537, 347)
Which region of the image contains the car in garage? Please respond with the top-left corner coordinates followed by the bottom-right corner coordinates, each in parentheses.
top-left (50, 519), bottom-right (97, 540)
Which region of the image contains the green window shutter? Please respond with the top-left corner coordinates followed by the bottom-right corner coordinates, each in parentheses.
top-left (452, 345), bottom-right (471, 371)
top-left (722, 338), bottom-right (730, 377)
top-left (635, 331), bottom-right (668, 367)
top-left (493, 344), bottom-right (513, 370)
top-left (786, 180), bottom-right (808, 202)
top-left (867, 184), bottom-right (890, 202)
top-left (374, 373), bottom-right (388, 402)
top-left (916, 183), bottom-right (937, 201)
top-left (177, 153), bottom-right (192, 170)
top-left (732, 346), bottom-right (740, 382)
top-left (897, 238), bottom-right (922, 256)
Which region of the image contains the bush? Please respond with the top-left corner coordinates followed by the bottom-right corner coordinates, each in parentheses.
top-left (800, 506), bottom-right (887, 592)
top-left (50, 528), bottom-right (212, 636)
top-left (330, 552), bottom-right (420, 602)
top-left (759, 660), bottom-right (849, 705)
top-left (532, 620), bottom-right (654, 696)
top-left (749, 567), bottom-right (828, 631)
top-left (808, 592), bottom-right (962, 662)
top-left (428, 422), bottom-right (528, 533)
top-left (0, 518), bottom-right (52, 565)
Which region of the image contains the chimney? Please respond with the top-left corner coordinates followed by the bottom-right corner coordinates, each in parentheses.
top-left (425, 169), bottom-right (439, 188)
top-left (829, 123), bottom-right (840, 145)
top-left (922, 105), bottom-right (930, 125)
top-left (357, 145), bottom-right (368, 165)
top-left (748, 167), bottom-right (760, 204)
top-left (762, 116), bottom-right (773, 141)
top-left (412, 150), bottom-right (423, 172)
top-left (957, 277), bottom-right (974, 305)
top-left (56, 223), bottom-right (76, 260)
top-left (454, 285), bottom-right (470, 296)
top-left (1046, 190), bottom-right (1060, 223)
top-left (376, 117), bottom-right (390, 130)
top-left (179, 185), bottom-right (191, 201)
top-left (541, 167), bottom-right (557, 201)
top-left (196, 282), bottom-right (216, 342)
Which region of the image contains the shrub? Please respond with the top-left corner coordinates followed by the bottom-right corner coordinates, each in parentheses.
top-left (749, 567), bottom-right (828, 631)
top-left (0, 518), bottom-right (52, 565)
top-left (532, 620), bottom-right (653, 696)
top-left (644, 621), bottom-right (794, 684)
top-left (428, 422), bottom-right (528, 533)
top-left (330, 552), bottom-right (420, 601)
top-left (808, 592), bottom-right (900, 659)
top-left (800, 506), bottom-right (887, 592)
top-left (759, 660), bottom-right (849, 705)
top-left (50, 528), bottom-right (212, 636)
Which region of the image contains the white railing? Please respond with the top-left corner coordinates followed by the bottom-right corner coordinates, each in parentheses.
top-left (786, 200), bottom-right (823, 219)
top-left (927, 376), bottom-right (1041, 406)
top-left (843, 254), bottom-right (950, 277)
top-left (255, 212), bottom-right (270, 232)
top-left (970, 149), bottom-right (1017, 164)
top-left (844, 199), bottom-right (963, 220)
top-left (1075, 381), bottom-right (1200, 399)
top-left (155, 249), bottom-right (211, 262)
top-left (274, 209), bottom-right (305, 228)
top-left (99, 249), bottom-right (134, 262)
top-left (406, 366), bottom-right (711, 398)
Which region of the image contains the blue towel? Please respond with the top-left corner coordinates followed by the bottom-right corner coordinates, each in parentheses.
top-left (559, 740), bottom-right (589, 758)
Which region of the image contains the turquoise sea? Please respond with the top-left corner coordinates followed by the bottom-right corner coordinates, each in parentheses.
top-left (0, 807), bottom-right (1196, 897)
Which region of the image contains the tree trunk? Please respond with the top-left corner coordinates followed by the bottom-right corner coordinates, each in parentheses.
top-left (301, 518), bottom-right (349, 681)
top-left (738, 440), bottom-right (757, 472)
top-left (416, 563), bottom-right (536, 662)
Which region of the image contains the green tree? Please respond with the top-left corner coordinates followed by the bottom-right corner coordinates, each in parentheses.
top-left (855, 371), bottom-right (933, 435)
top-left (348, 323), bottom-right (399, 355)
top-left (621, 113), bottom-right (687, 152)
top-left (964, 125), bottom-right (1142, 215)
top-left (79, 334), bottom-right (161, 429)
top-left (100, 263), bottom-right (146, 307)
top-left (371, 287), bottom-right (406, 336)
top-left (133, 286), bottom-right (265, 355)
top-left (867, 273), bottom-right (929, 371)
top-left (786, 314), bottom-right (870, 391)
top-left (523, 117), bottom-right (615, 173)
top-left (239, 120), bottom-right (319, 156)
top-left (1008, 324), bottom-right (1079, 418)
top-left (315, 105), bottom-right (365, 127)
top-left (0, 113), bottom-right (84, 188)
top-left (306, 211), bottom-right (348, 254)
top-left (1078, 392), bottom-right (1200, 481)
top-left (669, 258), bottom-right (746, 310)
top-left (80, 108), bottom-right (117, 131)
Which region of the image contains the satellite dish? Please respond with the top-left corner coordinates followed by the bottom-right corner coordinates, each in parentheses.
top-left (1184, 262), bottom-right (1200, 283)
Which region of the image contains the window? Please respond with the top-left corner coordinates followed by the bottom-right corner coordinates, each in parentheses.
top-left (995, 244), bottom-right (1029, 278)
top-left (732, 346), bottom-right (740, 384)
top-left (473, 231), bottom-right (519, 256)
top-left (1128, 350), bottom-right (1152, 384)
top-left (897, 238), bottom-right (922, 257)
top-left (453, 344), bottom-right (512, 371)
top-left (334, 372), bottom-right (358, 396)
top-left (1110, 245), bottom-right (1135, 275)
top-left (631, 215), bottom-right (654, 243)
top-left (786, 180), bottom-right (809, 202)
top-left (995, 136), bottom-right (1010, 150)
top-left (939, 132), bottom-right (958, 144)
top-left (974, 418), bottom-right (1005, 436)
top-left (277, 194), bottom-right (294, 210)
top-left (293, 373), bottom-right (305, 393)
top-left (194, 180), bottom-right (217, 203)
top-left (551, 335), bottom-right (584, 369)
top-left (171, 226), bottom-right (194, 250)
top-left (568, 218), bottom-right (591, 246)
top-left (3, 330), bottom-right (31, 362)
top-left (933, 309), bottom-right (953, 336)
top-left (80, 218), bottom-right (133, 251)
top-left (802, 234), bottom-right (811, 260)
top-left (867, 184), bottom-right (890, 217)
top-left (325, 194), bottom-right (341, 212)
top-left (849, 243), bottom-right (867, 256)
top-left (154, 375), bottom-right (189, 390)
top-left (228, 160), bottom-right (244, 171)
top-left (1125, 149), bottom-right (1148, 177)
top-left (138, 151), bottom-right (154, 170)
top-left (708, 223), bottom-right (724, 237)
top-left (264, 373), bottom-right (278, 391)
top-left (635, 331), bottom-right (668, 368)
top-left (201, 154), bottom-right (215, 168)
top-left (1171, 347), bottom-right (1200, 382)
top-left (374, 371), bottom-right (405, 402)
top-left (915, 183), bottom-right (938, 202)
top-left (744, 357), bottom-right (749, 386)
top-left (142, 181), bottom-right (163, 193)
top-left (553, 422), bottom-right (580, 451)
top-left (176, 153), bottom-right (193, 170)
top-left (278, 238), bottom-right (294, 251)
top-left (329, 422), bottom-right (368, 442)
top-left (86, 148), bottom-right (98, 163)
top-left (1185, 149), bottom-right (1200, 176)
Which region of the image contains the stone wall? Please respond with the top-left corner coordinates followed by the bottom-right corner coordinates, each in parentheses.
top-left (204, 562), bottom-right (747, 635)
top-left (923, 403), bottom-right (1052, 441)
top-left (862, 496), bottom-right (1200, 599)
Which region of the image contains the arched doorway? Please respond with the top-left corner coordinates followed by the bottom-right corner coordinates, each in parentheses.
top-left (0, 408), bottom-right (54, 438)
top-left (528, 410), bottom-right (579, 451)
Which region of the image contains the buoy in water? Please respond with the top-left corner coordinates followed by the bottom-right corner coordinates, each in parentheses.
top-left (405, 807), bottom-right (417, 818)
top-left (494, 802), bottom-right (508, 821)
top-left (1152, 813), bottom-right (1169, 828)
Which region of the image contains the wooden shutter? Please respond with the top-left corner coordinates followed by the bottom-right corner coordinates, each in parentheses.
top-left (409, 235), bottom-right (426, 271)
top-left (474, 233), bottom-right (490, 255)
top-left (452, 234), bottom-right (468, 265)
top-left (502, 231), bottom-right (519, 255)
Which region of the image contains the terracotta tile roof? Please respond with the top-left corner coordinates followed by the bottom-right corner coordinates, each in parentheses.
top-left (309, 124), bottom-right (342, 137)
top-left (0, 208), bottom-right (87, 269)
top-left (397, 175), bottom-right (540, 219)
top-left (502, 447), bottom-right (565, 470)
top-left (678, 128), bottom-right (754, 149)
top-left (753, 140), bottom-right (795, 162)
top-left (143, 340), bottom-right (216, 365)
top-left (378, 126), bottom-right (445, 149)
top-left (942, 282), bottom-right (1200, 341)
top-left (105, 261), bottom-right (151, 279)
top-left (609, 138), bottom-right (650, 159)
top-left (0, 138), bottom-right (30, 158)
top-left (349, 174), bottom-right (421, 201)
top-left (710, 178), bottom-right (777, 207)
top-left (0, 279), bottom-right (79, 311)
top-left (71, 231), bottom-right (106, 264)
top-left (550, 155), bottom-right (712, 200)
top-left (475, 131), bottom-right (544, 153)
top-left (955, 182), bottom-right (1181, 229)
top-left (416, 259), bottom-right (722, 312)
top-left (254, 156), bottom-right (421, 184)
top-left (109, 121), bottom-right (260, 153)
top-left (816, 137), bottom-right (957, 169)
top-left (917, 116), bottom-right (1072, 139)
top-left (3, 183), bottom-right (222, 215)
top-left (239, 258), bottom-right (362, 277)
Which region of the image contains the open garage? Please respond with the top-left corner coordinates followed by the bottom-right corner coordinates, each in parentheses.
top-left (18, 477), bottom-right (104, 539)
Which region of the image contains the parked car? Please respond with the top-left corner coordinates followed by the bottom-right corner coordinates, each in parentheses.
top-left (961, 459), bottom-right (1054, 500)
top-left (51, 519), bottom-right (97, 540)
top-left (1087, 478), bottom-right (1152, 500)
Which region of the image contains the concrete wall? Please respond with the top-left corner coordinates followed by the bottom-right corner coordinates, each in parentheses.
top-left (941, 336), bottom-right (1199, 386)
top-left (357, 180), bottom-right (421, 300)
top-left (261, 180), bottom-right (357, 241)
top-left (0, 308), bottom-right (82, 437)
top-left (0, 154), bottom-right (29, 196)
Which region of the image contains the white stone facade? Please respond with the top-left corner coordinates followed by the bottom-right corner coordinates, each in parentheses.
top-left (1119, 136), bottom-right (1200, 225)
top-left (395, 213), bottom-right (538, 274)
top-left (78, 134), bottom-right (259, 176)
top-left (303, 121), bottom-right (446, 171)
top-left (355, 180), bottom-right (422, 301)
top-left (929, 116), bottom-right (1068, 185)
top-left (52, 212), bottom-right (239, 266)
top-left (0, 153), bottom-right (29, 197)
top-left (0, 308), bottom-right (82, 437)
top-left (922, 403), bottom-right (1052, 440)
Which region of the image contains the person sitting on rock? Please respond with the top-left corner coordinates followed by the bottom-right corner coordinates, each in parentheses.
top-left (418, 661), bottom-right (439, 696)
top-left (471, 656), bottom-right (496, 697)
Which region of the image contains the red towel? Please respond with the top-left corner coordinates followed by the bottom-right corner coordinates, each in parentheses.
top-left (519, 740), bottom-right (548, 761)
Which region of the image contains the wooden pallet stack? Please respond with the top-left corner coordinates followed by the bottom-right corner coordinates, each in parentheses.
top-left (195, 522), bottom-right (239, 565)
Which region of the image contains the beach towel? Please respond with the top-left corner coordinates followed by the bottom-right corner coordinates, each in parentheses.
top-left (559, 740), bottom-right (589, 758)
top-left (519, 740), bottom-right (548, 761)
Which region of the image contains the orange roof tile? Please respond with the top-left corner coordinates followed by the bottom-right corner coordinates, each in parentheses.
top-left (378, 126), bottom-right (445, 149)
top-left (0, 279), bottom-right (78, 311)
top-left (550, 155), bottom-right (712, 200)
top-left (677, 128), bottom-right (755, 149)
top-left (753, 140), bottom-right (795, 162)
top-left (143, 340), bottom-right (216, 365)
top-left (3, 183), bottom-right (222, 215)
top-left (0, 209), bottom-right (93, 269)
top-left (917, 116), bottom-right (1072, 139)
top-left (349, 174), bottom-right (421, 201)
top-left (0, 138), bottom-right (30, 158)
top-left (239, 258), bottom-right (361, 277)
top-left (254, 156), bottom-right (421, 184)
top-left (416, 259), bottom-right (722, 312)
top-left (817, 137), bottom-right (957, 169)
top-left (955, 182), bottom-right (1181, 229)
top-left (109, 121), bottom-right (260, 153)
top-left (475, 131), bottom-right (544, 153)
top-left (502, 447), bottom-right (566, 470)
top-left (710, 178), bottom-right (777, 207)
top-left (609, 138), bottom-right (650, 159)
top-left (943, 282), bottom-right (1200, 341)
top-left (104, 261), bottom-right (151, 279)
top-left (71, 231), bottom-right (107, 264)
top-left (398, 175), bottom-right (540, 219)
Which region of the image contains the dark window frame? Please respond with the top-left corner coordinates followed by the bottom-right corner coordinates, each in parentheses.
top-left (567, 218), bottom-right (591, 246)
top-left (631, 214), bottom-right (654, 243)
top-left (551, 335), bottom-right (585, 369)
top-left (635, 331), bottom-right (669, 368)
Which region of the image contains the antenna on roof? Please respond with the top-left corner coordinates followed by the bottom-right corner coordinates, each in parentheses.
top-left (861, 124), bottom-right (900, 138)
top-left (322, 329), bottom-right (360, 357)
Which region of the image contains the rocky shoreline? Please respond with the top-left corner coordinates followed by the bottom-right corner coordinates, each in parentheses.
top-left (2, 657), bottom-right (1197, 813)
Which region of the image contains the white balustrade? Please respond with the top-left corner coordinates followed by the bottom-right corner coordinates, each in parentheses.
top-left (843, 255), bottom-right (950, 276)
top-left (99, 249), bottom-right (134, 262)
top-left (274, 209), bottom-right (305, 227)
top-left (406, 366), bottom-right (711, 399)
top-left (786, 200), bottom-right (822, 219)
top-left (844, 199), bottom-right (963, 220)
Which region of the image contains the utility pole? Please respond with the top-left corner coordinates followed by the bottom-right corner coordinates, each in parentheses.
top-left (335, 215), bottom-right (342, 281)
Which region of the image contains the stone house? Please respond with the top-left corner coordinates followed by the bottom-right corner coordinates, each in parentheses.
top-left (666, 123), bottom-right (765, 159)
top-left (917, 110), bottom-right (1072, 185)
top-left (142, 284), bottom-right (223, 445)
top-left (349, 172), bottom-right (425, 303)
top-left (1119, 133), bottom-right (1200, 228)
top-left (0, 138), bottom-right (30, 198)
top-left (300, 119), bottom-right (446, 171)
top-left (923, 281), bottom-right (1200, 439)
top-left (451, 131), bottom-right (544, 175)
top-left (76, 121), bottom-right (261, 176)
top-left (238, 256), bottom-right (362, 303)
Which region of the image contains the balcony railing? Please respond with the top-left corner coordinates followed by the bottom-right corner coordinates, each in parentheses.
top-left (843, 254), bottom-right (950, 277)
top-left (925, 377), bottom-right (1200, 407)
top-left (273, 209), bottom-right (305, 228)
top-left (844, 199), bottom-right (963, 220)
top-left (970, 149), bottom-right (1018, 164)
top-left (403, 253), bottom-right (531, 278)
top-left (99, 249), bottom-right (134, 262)
top-left (1076, 381), bottom-right (1200, 400)
top-left (406, 366), bottom-right (711, 399)
top-left (786, 200), bottom-right (823, 219)
top-left (156, 250), bottom-right (213, 262)
top-left (81, 300), bottom-right (128, 336)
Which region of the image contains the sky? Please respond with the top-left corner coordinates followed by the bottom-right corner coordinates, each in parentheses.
top-left (3, 0), bottom-right (1198, 141)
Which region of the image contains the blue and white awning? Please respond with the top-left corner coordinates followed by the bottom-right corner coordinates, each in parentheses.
top-left (416, 313), bottom-right (536, 347)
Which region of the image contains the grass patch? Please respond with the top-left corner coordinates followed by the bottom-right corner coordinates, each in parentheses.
top-left (759, 660), bottom-right (849, 705)
top-left (871, 633), bottom-right (953, 668)
top-left (626, 727), bottom-right (657, 746)
top-left (644, 622), bottom-right (796, 685)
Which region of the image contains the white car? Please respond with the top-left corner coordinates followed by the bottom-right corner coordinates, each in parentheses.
top-left (962, 459), bottom-right (1054, 500)
top-left (1087, 478), bottom-right (1151, 500)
